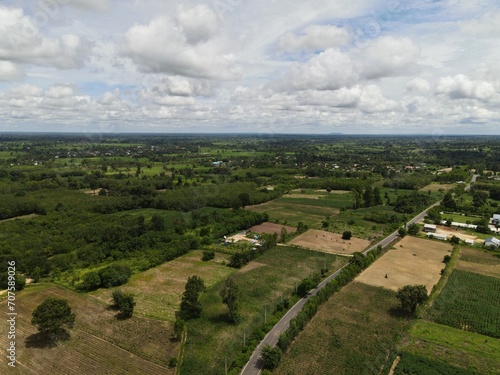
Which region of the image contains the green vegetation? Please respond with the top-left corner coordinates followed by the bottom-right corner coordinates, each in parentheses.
top-left (112, 290), bottom-right (136, 319)
top-left (394, 352), bottom-right (480, 375)
top-left (396, 285), bottom-right (428, 315)
top-left (31, 297), bottom-right (75, 336)
top-left (427, 270), bottom-right (500, 338)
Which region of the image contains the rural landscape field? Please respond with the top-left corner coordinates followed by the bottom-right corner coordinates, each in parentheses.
top-left (0, 133), bottom-right (499, 375)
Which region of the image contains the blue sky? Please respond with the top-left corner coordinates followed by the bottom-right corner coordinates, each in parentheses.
top-left (0, 0), bottom-right (499, 134)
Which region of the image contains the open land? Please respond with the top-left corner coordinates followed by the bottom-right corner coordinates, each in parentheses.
top-left (288, 229), bottom-right (371, 255)
top-left (249, 222), bottom-right (296, 235)
top-left (90, 250), bottom-right (233, 322)
top-left (0, 285), bottom-right (175, 375)
top-left (275, 282), bottom-right (411, 375)
top-left (355, 236), bottom-right (452, 293)
top-left (456, 247), bottom-right (500, 278)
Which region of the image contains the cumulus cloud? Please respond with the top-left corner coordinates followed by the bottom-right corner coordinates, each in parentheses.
top-left (66, 0), bottom-right (111, 11)
top-left (278, 25), bottom-right (351, 52)
top-left (8, 84), bottom-right (42, 97)
top-left (406, 77), bottom-right (431, 94)
top-left (358, 36), bottom-right (420, 79)
top-left (436, 74), bottom-right (496, 100)
top-left (0, 61), bottom-right (24, 81)
top-left (0, 6), bottom-right (92, 69)
top-left (121, 6), bottom-right (239, 80)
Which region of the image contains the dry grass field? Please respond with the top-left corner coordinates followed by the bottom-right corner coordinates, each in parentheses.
top-left (90, 250), bottom-right (234, 322)
top-left (0, 285), bottom-right (175, 375)
top-left (456, 247), bottom-right (500, 278)
top-left (355, 236), bottom-right (452, 293)
top-left (419, 183), bottom-right (456, 193)
top-left (288, 229), bottom-right (371, 255)
top-left (249, 222), bottom-right (296, 235)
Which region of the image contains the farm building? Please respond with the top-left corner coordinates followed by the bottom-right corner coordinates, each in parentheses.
top-left (426, 232), bottom-right (448, 241)
top-left (484, 237), bottom-right (500, 248)
top-left (491, 214), bottom-right (500, 225)
top-left (465, 239), bottom-right (475, 246)
top-left (423, 224), bottom-right (437, 233)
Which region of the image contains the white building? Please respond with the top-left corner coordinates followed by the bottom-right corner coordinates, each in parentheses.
top-left (427, 232), bottom-right (448, 241)
top-left (484, 237), bottom-right (500, 248)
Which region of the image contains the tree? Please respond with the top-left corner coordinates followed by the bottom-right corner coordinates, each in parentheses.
top-left (373, 187), bottom-right (383, 206)
top-left (219, 278), bottom-right (240, 323)
top-left (398, 227), bottom-right (407, 237)
top-left (396, 285), bottom-right (428, 315)
top-left (407, 223), bottom-right (420, 235)
top-left (297, 221), bottom-right (306, 234)
top-left (342, 231), bottom-right (352, 240)
top-left (112, 290), bottom-right (136, 319)
top-left (450, 235), bottom-right (460, 244)
top-left (442, 192), bottom-right (457, 211)
top-left (238, 192), bottom-right (251, 208)
top-left (79, 271), bottom-right (101, 291)
top-left (280, 227), bottom-right (288, 242)
top-left (173, 317), bottom-right (186, 340)
top-left (180, 276), bottom-right (206, 319)
top-left (31, 297), bottom-right (75, 335)
top-left (363, 186), bottom-right (373, 208)
top-left (473, 190), bottom-right (489, 208)
top-left (261, 344), bottom-right (281, 370)
top-left (151, 214), bottom-right (166, 231)
top-left (98, 265), bottom-right (132, 288)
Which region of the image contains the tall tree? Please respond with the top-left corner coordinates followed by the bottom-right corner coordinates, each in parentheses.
top-left (31, 297), bottom-right (75, 335)
top-left (363, 186), bottom-right (373, 208)
top-left (396, 285), bottom-right (428, 315)
top-left (219, 278), bottom-right (240, 324)
top-left (442, 192), bottom-right (457, 211)
top-left (180, 276), bottom-right (206, 319)
top-left (112, 290), bottom-right (136, 319)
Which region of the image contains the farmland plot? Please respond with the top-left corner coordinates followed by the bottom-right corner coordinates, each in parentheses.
top-left (288, 229), bottom-right (371, 255)
top-left (426, 270), bottom-right (500, 338)
top-left (457, 247), bottom-right (500, 279)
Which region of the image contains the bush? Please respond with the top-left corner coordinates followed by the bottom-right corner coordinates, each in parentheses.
top-left (111, 289), bottom-right (136, 318)
top-left (98, 264), bottom-right (132, 288)
top-left (342, 231), bottom-right (352, 240)
top-left (79, 271), bottom-right (101, 291)
top-left (201, 251), bottom-right (215, 261)
top-left (261, 345), bottom-right (281, 370)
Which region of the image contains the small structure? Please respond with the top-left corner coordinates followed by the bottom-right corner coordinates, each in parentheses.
top-left (484, 237), bottom-right (500, 248)
top-left (423, 224), bottom-right (437, 233)
top-left (491, 214), bottom-right (500, 226)
top-left (465, 239), bottom-right (475, 246)
top-left (426, 232), bottom-right (448, 241)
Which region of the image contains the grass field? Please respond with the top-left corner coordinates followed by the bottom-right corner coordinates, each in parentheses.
top-left (246, 200), bottom-right (339, 227)
top-left (288, 229), bottom-right (371, 255)
top-left (457, 247), bottom-right (500, 278)
top-left (426, 270), bottom-right (500, 338)
top-left (249, 222), bottom-right (296, 235)
top-left (90, 250), bottom-right (233, 322)
top-left (398, 320), bottom-right (500, 375)
top-left (355, 236), bottom-right (452, 293)
top-left (181, 246), bottom-right (348, 375)
top-left (0, 284), bottom-right (175, 375)
top-left (275, 282), bottom-right (411, 375)
top-left (419, 183), bottom-right (456, 193)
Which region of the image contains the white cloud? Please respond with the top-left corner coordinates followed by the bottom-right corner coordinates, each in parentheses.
top-left (278, 25), bottom-right (351, 52)
top-left (406, 78), bottom-right (431, 94)
top-left (436, 74), bottom-right (496, 100)
top-left (45, 85), bottom-right (75, 99)
top-left (66, 0), bottom-right (111, 11)
top-left (358, 36), bottom-right (420, 79)
top-left (0, 61), bottom-right (25, 81)
top-left (121, 6), bottom-right (239, 80)
top-left (8, 84), bottom-right (42, 97)
top-left (0, 6), bottom-right (92, 69)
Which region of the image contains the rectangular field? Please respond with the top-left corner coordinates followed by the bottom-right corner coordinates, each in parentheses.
top-left (275, 282), bottom-right (411, 375)
top-left (0, 285), bottom-right (175, 375)
top-left (355, 236), bottom-right (452, 293)
top-left (457, 247), bottom-right (500, 278)
top-left (90, 250), bottom-right (233, 322)
top-left (398, 320), bottom-right (500, 375)
top-left (426, 270), bottom-right (500, 338)
top-left (249, 222), bottom-right (296, 235)
top-left (288, 229), bottom-right (371, 255)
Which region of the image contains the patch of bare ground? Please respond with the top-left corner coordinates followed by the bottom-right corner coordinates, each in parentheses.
top-left (288, 229), bottom-right (371, 255)
top-left (355, 236), bottom-right (452, 293)
top-left (249, 222), bottom-right (296, 235)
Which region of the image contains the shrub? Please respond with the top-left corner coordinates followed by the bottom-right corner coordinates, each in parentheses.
top-left (98, 264), bottom-right (132, 288)
top-left (342, 231), bottom-right (352, 240)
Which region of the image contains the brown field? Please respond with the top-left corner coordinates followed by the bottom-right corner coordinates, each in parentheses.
top-left (0, 285), bottom-right (175, 375)
top-left (355, 236), bottom-right (452, 293)
top-left (288, 229), bottom-right (371, 255)
top-left (90, 250), bottom-right (234, 322)
top-left (249, 222), bottom-right (296, 235)
top-left (419, 183), bottom-right (455, 192)
top-left (456, 247), bottom-right (500, 278)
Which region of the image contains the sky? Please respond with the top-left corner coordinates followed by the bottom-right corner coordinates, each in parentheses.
top-left (0, 0), bottom-right (499, 135)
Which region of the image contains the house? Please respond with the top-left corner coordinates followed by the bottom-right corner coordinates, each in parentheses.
top-left (427, 232), bottom-right (448, 241)
top-left (423, 224), bottom-right (437, 233)
top-left (484, 237), bottom-right (500, 248)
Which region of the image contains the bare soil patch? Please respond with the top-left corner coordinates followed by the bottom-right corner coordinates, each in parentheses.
top-left (288, 229), bottom-right (370, 255)
top-left (434, 225), bottom-right (478, 241)
top-left (457, 247), bottom-right (500, 278)
top-left (238, 261), bottom-right (266, 274)
top-left (419, 183), bottom-right (455, 192)
top-left (249, 222), bottom-right (297, 235)
top-left (355, 236), bottom-right (452, 293)
top-left (315, 189), bottom-right (351, 194)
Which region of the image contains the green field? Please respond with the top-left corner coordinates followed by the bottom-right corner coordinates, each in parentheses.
top-left (397, 320), bottom-right (500, 375)
top-left (275, 282), bottom-right (411, 375)
top-left (181, 246), bottom-right (348, 375)
top-left (426, 270), bottom-right (500, 338)
top-left (395, 352), bottom-right (481, 375)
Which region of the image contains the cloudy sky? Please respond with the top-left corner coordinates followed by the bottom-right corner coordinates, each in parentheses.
top-left (0, 0), bottom-right (499, 134)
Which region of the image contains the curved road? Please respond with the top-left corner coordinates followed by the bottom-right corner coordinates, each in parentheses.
top-left (240, 199), bottom-right (446, 375)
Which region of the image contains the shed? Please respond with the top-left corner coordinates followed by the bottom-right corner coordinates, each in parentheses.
top-left (465, 239), bottom-right (475, 246)
top-left (423, 224), bottom-right (437, 233)
top-left (427, 232), bottom-right (448, 241)
top-left (484, 237), bottom-right (500, 248)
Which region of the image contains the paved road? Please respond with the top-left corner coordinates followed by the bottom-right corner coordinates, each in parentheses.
top-left (465, 174), bottom-right (479, 192)
top-left (240, 200), bottom-right (445, 375)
